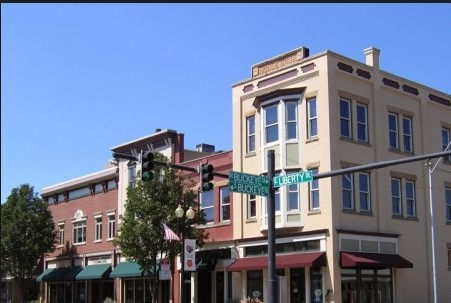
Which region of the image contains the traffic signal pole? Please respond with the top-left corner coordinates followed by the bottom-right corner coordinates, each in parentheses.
top-left (267, 150), bottom-right (276, 303)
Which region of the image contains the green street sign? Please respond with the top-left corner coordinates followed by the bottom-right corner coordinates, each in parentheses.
top-left (229, 171), bottom-right (270, 197)
top-left (273, 170), bottom-right (313, 188)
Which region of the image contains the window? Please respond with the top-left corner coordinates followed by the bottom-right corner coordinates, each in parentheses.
top-left (446, 187), bottom-right (451, 222)
top-left (356, 103), bottom-right (368, 143)
top-left (391, 178), bottom-right (402, 216)
top-left (95, 217), bottom-right (102, 241)
top-left (220, 187), bottom-right (230, 222)
top-left (403, 117), bottom-right (413, 153)
top-left (307, 97), bottom-right (318, 138)
top-left (246, 116), bottom-right (255, 153)
top-left (448, 244), bottom-right (451, 268)
top-left (287, 183), bottom-right (299, 211)
top-left (58, 223), bottom-right (65, 246)
top-left (388, 112), bottom-right (399, 149)
top-left (201, 191), bottom-right (214, 223)
top-left (309, 169), bottom-right (319, 210)
top-left (359, 173), bottom-right (371, 212)
top-left (442, 127), bottom-right (451, 162)
top-left (285, 101), bottom-right (297, 139)
top-left (108, 214), bottom-right (115, 239)
top-left (391, 176), bottom-right (417, 218)
top-left (340, 99), bottom-right (352, 138)
top-left (342, 173), bottom-right (354, 210)
top-left (128, 161), bottom-right (136, 188)
top-left (264, 105), bottom-right (279, 144)
top-left (406, 180), bottom-right (416, 218)
top-left (248, 194), bottom-right (256, 219)
top-left (342, 171), bottom-right (371, 212)
top-left (389, 112), bottom-right (414, 153)
top-left (73, 221), bottom-right (86, 244)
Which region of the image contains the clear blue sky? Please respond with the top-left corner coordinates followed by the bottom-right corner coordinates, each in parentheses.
top-left (2, 3), bottom-right (451, 203)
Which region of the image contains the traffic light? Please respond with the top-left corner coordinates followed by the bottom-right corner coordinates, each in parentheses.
top-left (200, 163), bottom-right (214, 192)
top-left (141, 151), bottom-right (154, 182)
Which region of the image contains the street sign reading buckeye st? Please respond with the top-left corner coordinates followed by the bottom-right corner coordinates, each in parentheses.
top-left (228, 171), bottom-right (270, 197)
top-left (273, 170), bottom-right (313, 188)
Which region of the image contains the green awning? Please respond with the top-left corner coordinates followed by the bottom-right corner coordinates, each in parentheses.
top-left (46, 267), bottom-right (70, 281)
top-left (75, 264), bottom-right (112, 280)
top-left (36, 268), bottom-right (54, 282)
top-left (110, 262), bottom-right (145, 278)
top-left (62, 266), bottom-right (82, 281)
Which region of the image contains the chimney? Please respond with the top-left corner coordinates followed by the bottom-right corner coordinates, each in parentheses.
top-left (364, 47), bottom-right (380, 70)
top-left (196, 143), bottom-right (215, 153)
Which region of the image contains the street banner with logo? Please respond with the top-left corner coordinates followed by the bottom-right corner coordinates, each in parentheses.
top-left (184, 239), bottom-right (196, 271)
top-left (159, 257), bottom-right (171, 280)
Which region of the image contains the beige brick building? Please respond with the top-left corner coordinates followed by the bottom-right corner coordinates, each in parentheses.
top-left (229, 46), bottom-right (451, 303)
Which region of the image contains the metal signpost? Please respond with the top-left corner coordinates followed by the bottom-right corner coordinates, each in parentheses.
top-left (228, 171), bottom-right (270, 197)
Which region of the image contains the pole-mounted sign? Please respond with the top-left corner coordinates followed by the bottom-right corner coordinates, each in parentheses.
top-left (228, 171), bottom-right (270, 197)
top-left (273, 170), bottom-right (313, 188)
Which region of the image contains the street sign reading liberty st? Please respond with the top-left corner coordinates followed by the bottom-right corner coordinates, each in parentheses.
top-left (273, 170), bottom-right (313, 188)
top-left (228, 171), bottom-right (270, 197)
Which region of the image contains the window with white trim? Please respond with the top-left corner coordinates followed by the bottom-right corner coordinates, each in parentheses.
top-left (264, 104), bottom-right (279, 144)
top-left (342, 171), bottom-right (371, 212)
top-left (356, 103), bottom-right (368, 143)
top-left (95, 216), bottom-right (102, 241)
top-left (389, 112), bottom-right (414, 153)
top-left (391, 176), bottom-right (417, 218)
top-left (285, 101), bottom-right (298, 140)
top-left (287, 183), bottom-right (299, 211)
top-left (309, 169), bottom-right (319, 210)
top-left (340, 99), bottom-right (352, 139)
top-left (220, 186), bottom-right (230, 222)
top-left (128, 161), bottom-right (136, 188)
top-left (58, 223), bottom-right (65, 246)
top-left (246, 116), bottom-right (255, 153)
top-left (445, 187), bottom-right (451, 222)
top-left (73, 221), bottom-right (86, 244)
top-left (108, 214), bottom-right (115, 239)
top-left (442, 127), bottom-right (451, 163)
top-left (200, 191), bottom-right (214, 223)
top-left (406, 180), bottom-right (416, 218)
top-left (307, 97), bottom-right (318, 138)
top-left (391, 177), bottom-right (402, 216)
top-left (248, 194), bottom-right (256, 219)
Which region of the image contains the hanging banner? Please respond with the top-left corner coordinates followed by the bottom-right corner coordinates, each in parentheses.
top-left (184, 239), bottom-right (196, 271)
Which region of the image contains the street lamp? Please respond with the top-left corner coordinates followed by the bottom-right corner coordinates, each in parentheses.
top-left (175, 204), bottom-right (195, 303)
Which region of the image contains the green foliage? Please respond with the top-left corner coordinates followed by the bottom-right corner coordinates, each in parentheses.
top-left (114, 153), bottom-right (207, 302)
top-left (1, 184), bottom-right (55, 299)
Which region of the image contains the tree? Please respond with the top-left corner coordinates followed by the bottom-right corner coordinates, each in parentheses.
top-left (1, 184), bottom-right (56, 302)
top-left (114, 153), bottom-right (208, 303)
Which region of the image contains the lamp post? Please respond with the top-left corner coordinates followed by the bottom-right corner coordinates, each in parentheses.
top-left (175, 204), bottom-right (195, 303)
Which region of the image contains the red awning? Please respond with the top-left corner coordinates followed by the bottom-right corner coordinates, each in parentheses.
top-left (340, 252), bottom-right (413, 268)
top-left (226, 252), bottom-right (326, 272)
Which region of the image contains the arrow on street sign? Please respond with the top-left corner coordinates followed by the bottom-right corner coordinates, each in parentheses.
top-left (228, 171), bottom-right (270, 197)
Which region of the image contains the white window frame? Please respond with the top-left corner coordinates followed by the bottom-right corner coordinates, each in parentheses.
top-left (95, 215), bottom-right (102, 242)
top-left (58, 223), bottom-right (65, 246)
top-left (247, 115), bottom-right (256, 153)
top-left (307, 97), bottom-right (318, 138)
top-left (358, 172), bottom-right (371, 212)
top-left (391, 178), bottom-right (402, 216)
top-left (73, 221), bottom-right (86, 244)
top-left (342, 173), bottom-right (354, 210)
top-left (309, 169), bottom-right (319, 210)
top-left (340, 99), bottom-right (352, 139)
top-left (442, 127), bottom-right (451, 162)
top-left (107, 213), bottom-right (115, 239)
top-left (200, 191), bottom-right (214, 224)
top-left (356, 103), bottom-right (369, 143)
top-left (264, 104), bottom-right (279, 144)
top-left (406, 180), bottom-right (416, 218)
top-left (287, 183), bottom-right (299, 211)
top-left (285, 101), bottom-right (298, 140)
top-left (248, 194), bottom-right (256, 219)
top-left (388, 112), bottom-right (399, 150)
top-left (220, 186), bottom-right (230, 222)
top-left (445, 187), bottom-right (451, 222)
top-left (402, 116), bottom-right (413, 153)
